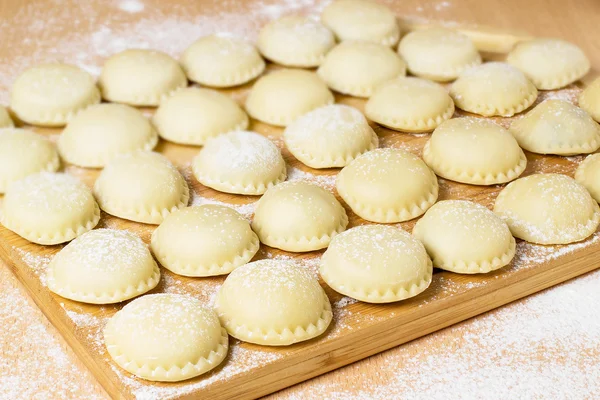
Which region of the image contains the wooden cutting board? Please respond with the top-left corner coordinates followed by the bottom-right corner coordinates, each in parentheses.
top-left (1, 18), bottom-right (599, 400)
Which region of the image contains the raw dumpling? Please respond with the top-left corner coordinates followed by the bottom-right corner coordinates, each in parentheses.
top-left (0, 106), bottom-right (14, 127)
top-left (283, 104), bottom-right (378, 168)
top-left (575, 154), bottom-right (600, 204)
top-left (579, 77), bottom-right (600, 123)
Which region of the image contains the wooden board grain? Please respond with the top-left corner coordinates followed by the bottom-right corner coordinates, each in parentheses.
top-left (1, 19), bottom-right (599, 400)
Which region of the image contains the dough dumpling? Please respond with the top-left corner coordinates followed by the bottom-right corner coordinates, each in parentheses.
top-left (575, 153), bottom-right (600, 204)
top-left (580, 77), bottom-right (600, 123)
top-left (0, 106), bottom-right (14, 128)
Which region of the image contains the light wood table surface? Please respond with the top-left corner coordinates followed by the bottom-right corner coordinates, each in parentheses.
top-left (1, 0), bottom-right (600, 399)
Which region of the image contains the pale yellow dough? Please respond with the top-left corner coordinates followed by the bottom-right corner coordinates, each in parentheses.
top-left (321, 0), bottom-right (400, 46)
top-left (413, 200), bottom-right (516, 274)
top-left (450, 62), bottom-right (538, 117)
top-left (10, 63), bottom-right (100, 127)
top-left (215, 259), bottom-right (332, 346)
top-left (423, 117), bottom-right (527, 185)
top-left (0, 128), bottom-right (60, 193)
top-left (252, 181), bottom-right (348, 252)
top-left (336, 148), bottom-right (438, 223)
top-left (580, 77), bottom-right (600, 123)
top-left (245, 69), bottom-right (334, 126)
top-left (0, 106), bottom-right (14, 127)
top-left (104, 294), bottom-right (229, 382)
top-left (320, 225), bottom-right (432, 303)
top-left (58, 104), bottom-right (158, 168)
top-left (152, 87), bottom-right (249, 146)
top-left (507, 38), bottom-right (590, 90)
top-left (151, 205), bottom-right (260, 277)
top-left (509, 99), bottom-right (600, 156)
top-left (365, 77), bottom-right (454, 132)
top-left (99, 49), bottom-right (187, 106)
top-left (398, 28), bottom-right (482, 82)
top-left (494, 173), bottom-right (600, 245)
top-left (94, 151), bottom-right (189, 224)
top-left (47, 229), bottom-right (160, 304)
top-left (181, 34), bottom-right (265, 87)
top-left (283, 104), bottom-right (378, 169)
top-left (192, 130), bottom-right (286, 195)
top-left (1, 172), bottom-right (100, 245)
top-left (317, 41), bottom-right (406, 98)
top-left (258, 15), bottom-right (335, 67)
top-left (575, 154), bottom-right (600, 204)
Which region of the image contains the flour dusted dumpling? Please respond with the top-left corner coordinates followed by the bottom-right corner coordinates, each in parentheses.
top-left (0, 128), bottom-right (60, 193)
top-left (575, 154), bottom-right (600, 204)
top-left (104, 294), bottom-right (228, 382)
top-left (423, 117), bottom-right (526, 185)
top-left (507, 39), bottom-right (590, 90)
top-left (10, 63), bottom-right (100, 127)
top-left (47, 229), bottom-right (160, 304)
top-left (215, 260), bottom-right (332, 346)
top-left (94, 151), bottom-right (189, 224)
top-left (0, 106), bottom-right (13, 128)
top-left (317, 41), bottom-right (406, 97)
top-left (152, 87), bottom-right (249, 146)
top-left (1, 172), bottom-right (100, 245)
top-left (151, 205), bottom-right (259, 277)
top-left (58, 104), bottom-right (158, 168)
top-left (494, 173), bottom-right (600, 245)
top-left (246, 69), bottom-right (334, 126)
top-left (336, 148), bottom-right (438, 223)
top-left (283, 104), bottom-right (378, 168)
top-left (321, 0), bottom-right (400, 46)
top-left (99, 49), bottom-right (187, 106)
top-left (509, 100), bottom-right (600, 156)
top-left (192, 131), bottom-right (286, 195)
top-left (321, 225), bottom-right (432, 303)
top-left (398, 28), bottom-right (482, 82)
top-left (252, 181), bottom-right (348, 251)
top-left (413, 200), bottom-right (515, 274)
top-left (365, 77), bottom-right (454, 132)
top-left (181, 34), bottom-right (265, 87)
top-left (450, 62), bottom-right (538, 117)
top-left (258, 16), bottom-right (335, 67)
top-left (580, 77), bottom-right (600, 123)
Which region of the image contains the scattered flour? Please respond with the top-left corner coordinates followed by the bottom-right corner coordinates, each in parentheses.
top-left (117, 0), bottom-right (145, 14)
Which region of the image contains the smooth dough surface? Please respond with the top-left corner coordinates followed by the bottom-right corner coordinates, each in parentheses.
top-left (215, 259), bottom-right (332, 346)
top-left (336, 148), bottom-right (438, 223)
top-left (0, 106), bottom-right (14, 128)
top-left (152, 87), bottom-right (249, 146)
top-left (509, 99), bottom-right (600, 156)
top-left (151, 205), bottom-right (259, 277)
top-left (99, 49), bottom-right (187, 106)
top-left (494, 173), bottom-right (600, 245)
top-left (58, 104), bottom-right (158, 168)
top-left (317, 41), bottom-right (406, 98)
top-left (365, 77), bottom-right (454, 132)
top-left (181, 34), bottom-right (265, 87)
top-left (1, 172), bottom-right (100, 245)
top-left (423, 117), bottom-right (527, 185)
top-left (47, 229), bottom-right (160, 304)
top-left (450, 62), bottom-right (538, 117)
top-left (192, 130), bottom-right (286, 195)
top-left (580, 77), bottom-right (600, 123)
top-left (104, 294), bottom-right (228, 382)
top-left (0, 128), bottom-right (60, 193)
top-left (507, 38), bottom-right (590, 90)
top-left (258, 16), bottom-right (335, 67)
top-left (94, 151), bottom-right (189, 224)
top-left (413, 200), bottom-right (515, 274)
top-left (10, 63), bottom-right (100, 127)
top-left (320, 225), bottom-right (432, 303)
top-left (575, 154), bottom-right (600, 204)
top-left (245, 69), bottom-right (334, 126)
top-left (398, 28), bottom-right (482, 82)
top-left (321, 0), bottom-right (400, 46)
top-left (283, 104), bottom-right (378, 168)
top-left (252, 181), bottom-right (348, 252)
